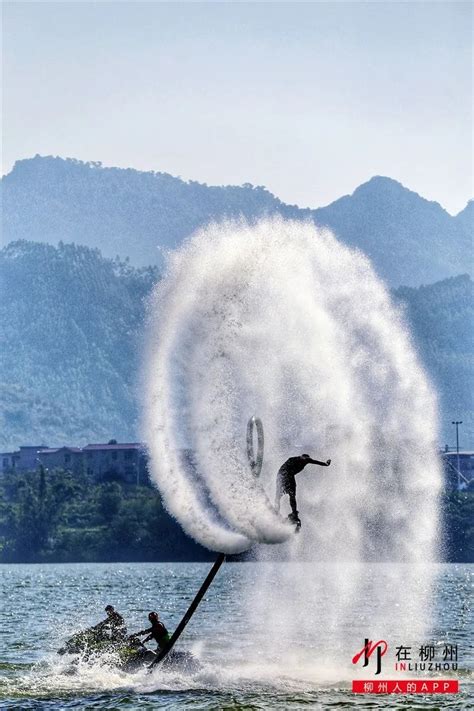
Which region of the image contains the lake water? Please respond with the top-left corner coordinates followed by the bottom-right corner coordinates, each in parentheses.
top-left (0, 562), bottom-right (472, 709)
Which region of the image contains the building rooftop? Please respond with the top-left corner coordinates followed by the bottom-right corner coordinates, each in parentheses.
top-left (38, 447), bottom-right (82, 454)
top-left (19, 445), bottom-right (47, 450)
top-left (83, 443), bottom-right (143, 451)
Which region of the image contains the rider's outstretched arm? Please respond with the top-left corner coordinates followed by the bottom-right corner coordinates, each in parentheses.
top-left (135, 627), bottom-right (152, 637)
top-left (309, 458), bottom-right (331, 466)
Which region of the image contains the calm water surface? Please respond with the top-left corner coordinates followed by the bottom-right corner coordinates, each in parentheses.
top-left (0, 562), bottom-right (472, 709)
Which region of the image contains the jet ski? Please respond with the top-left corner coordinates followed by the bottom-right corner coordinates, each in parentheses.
top-left (58, 628), bottom-right (200, 673)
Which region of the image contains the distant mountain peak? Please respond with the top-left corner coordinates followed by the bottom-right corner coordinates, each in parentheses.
top-left (6, 154), bottom-right (277, 199)
top-left (2, 155), bottom-right (470, 287)
top-left (351, 175), bottom-right (446, 210)
top-left (357, 175), bottom-right (404, 190)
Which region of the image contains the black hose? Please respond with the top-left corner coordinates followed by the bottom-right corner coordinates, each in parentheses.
top-left (148, 553), bottom-right (226, 669)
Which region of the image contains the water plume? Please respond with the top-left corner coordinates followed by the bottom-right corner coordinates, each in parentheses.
top-left (143, 217), bottom-right (441, 652)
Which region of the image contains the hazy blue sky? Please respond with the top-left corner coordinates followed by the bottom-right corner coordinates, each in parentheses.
top-left (3, 1), bottom-right (472, 213)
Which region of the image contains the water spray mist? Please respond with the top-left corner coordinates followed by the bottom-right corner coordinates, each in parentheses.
top-left (143, 217), bottom-right (442, 671)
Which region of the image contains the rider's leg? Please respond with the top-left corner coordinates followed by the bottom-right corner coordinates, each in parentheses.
top-left (288, 489), bottom-right (299, 522)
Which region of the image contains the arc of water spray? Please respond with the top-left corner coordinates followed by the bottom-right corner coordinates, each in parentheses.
top-left (143, 216), bottom-right (442, 671)
top-left (143, 217), bottom-right (441, 564)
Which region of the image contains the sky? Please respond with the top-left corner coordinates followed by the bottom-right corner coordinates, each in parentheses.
top-left (3, 1), bottom-right (472, 214)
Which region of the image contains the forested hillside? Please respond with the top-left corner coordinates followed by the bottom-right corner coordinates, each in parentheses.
top-left (1, 156), bottom-right (303, 269)
top-left (0, 468), bottom-right (471, 563)
top-left (2, 156), bottom-right (471, 287)
top-left (1, 241), bottom-right (472, 451)
top-left (394, 275), bottom-right (473, 447)
top-left (0, 469), bottom-right (210, 563)
top-left (0, 241), bottom-right (158, 450)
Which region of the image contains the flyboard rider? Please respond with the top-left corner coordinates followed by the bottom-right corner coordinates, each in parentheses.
top-left (275, 454), bottom-right (331, 529)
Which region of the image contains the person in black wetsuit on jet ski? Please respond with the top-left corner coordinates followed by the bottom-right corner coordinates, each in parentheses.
top-left (92, 605), bottom-right (127, 641)
top-left (135, 612), bottom-right (171, 651)
top-left (275, 454), bottom-right (331, 529)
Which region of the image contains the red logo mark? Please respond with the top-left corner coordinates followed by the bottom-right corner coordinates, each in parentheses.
top-left (352, 639), bottom-right (388, 675)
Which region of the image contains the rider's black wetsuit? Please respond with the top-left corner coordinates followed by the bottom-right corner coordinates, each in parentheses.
top-left (275, 455), bottom-right (330, 522)
top-left (94, 611), bottom-right (127, 640)
top-left (136, 620), bottom-right (170, 650)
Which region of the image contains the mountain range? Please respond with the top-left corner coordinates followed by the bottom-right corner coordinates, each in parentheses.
top-left (1, 241), bottom-right (472, 452)
top-left (2, 155), bottom-right (472, 287)
top-left (1, 156), bottom-right (472, 452)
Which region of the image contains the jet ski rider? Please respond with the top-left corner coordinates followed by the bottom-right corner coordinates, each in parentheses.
top-left (92, 605), bottom-right (127, 640)
top-left (135, 611), bottom-right (171, 651)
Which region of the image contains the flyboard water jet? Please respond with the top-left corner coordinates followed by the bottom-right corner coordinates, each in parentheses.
top-left (143, 218), bottom-right (441, 674)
